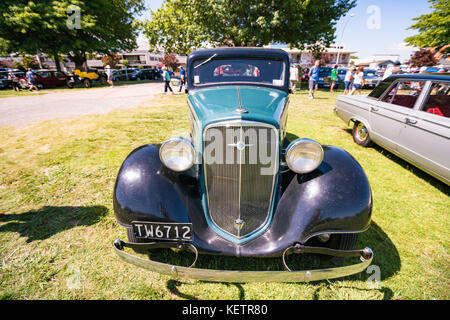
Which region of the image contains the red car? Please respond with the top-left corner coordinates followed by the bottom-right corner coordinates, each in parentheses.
top-left (19, 70), bottom-right (68, 89)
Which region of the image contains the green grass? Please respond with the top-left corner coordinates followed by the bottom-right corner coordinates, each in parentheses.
top-left (0, 89), bottom-right (448, 300)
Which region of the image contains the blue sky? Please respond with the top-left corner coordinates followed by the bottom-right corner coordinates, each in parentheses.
top-left (141, 0), bottom-right (432, 61)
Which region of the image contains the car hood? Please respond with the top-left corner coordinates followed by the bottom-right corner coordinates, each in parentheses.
top-left (187, 85), bottom-right (288, 130)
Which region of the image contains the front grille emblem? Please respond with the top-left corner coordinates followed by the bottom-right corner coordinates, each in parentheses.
top-left (233, 219), bottom-right (246, 232)
top-left (228, 141), bottom-right (253, 151)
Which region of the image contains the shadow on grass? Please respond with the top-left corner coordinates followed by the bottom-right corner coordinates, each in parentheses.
top-left (343, 128), bottom-right (449, 194)
top-left (146, 221), bottom-right (399, 300)
top-left (0, 205), bottom-right (107, 242)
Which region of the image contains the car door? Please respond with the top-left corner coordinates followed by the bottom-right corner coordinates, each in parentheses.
top-left (396, 81), bottom-right (450, 183)
top-left (369, 79), bottom-right (426, 152)
top-left (54, 72), bottom-right (67, 86)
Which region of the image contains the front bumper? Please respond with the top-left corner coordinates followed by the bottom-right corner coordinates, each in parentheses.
top-left (113, 239), bottom-right (373, 283)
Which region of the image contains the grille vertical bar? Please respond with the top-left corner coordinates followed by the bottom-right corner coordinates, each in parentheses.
top-left (203, 121), bottom-right (278, 239)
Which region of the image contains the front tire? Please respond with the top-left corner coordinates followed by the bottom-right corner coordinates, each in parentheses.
top-left (352, 122), bottom-right (372, 147)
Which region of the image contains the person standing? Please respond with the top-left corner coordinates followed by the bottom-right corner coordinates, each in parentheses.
top-left (26, 68), bottom-right (38, 91)
top-left (290, 64), bottom-right (299, 91)
top-left (350, 66), bottom-right (365, 95)
top-left (105, 65), bottom-right (114, 88)
top-left (308, 60), bottom-right (320, 99)
top-left (162, 66), bottom-right (174, 94)
top-left (330, 65), bottom-right (338, 93)
top-left (343, 66), bottom-right (355, 95)
top-left (8, 70), bottom-right (21, 91)
top-left (178, 66), bottom-right (186, 92)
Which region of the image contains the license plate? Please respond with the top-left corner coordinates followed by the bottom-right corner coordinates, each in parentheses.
top-left (132, 221), bottom-right (193, 241)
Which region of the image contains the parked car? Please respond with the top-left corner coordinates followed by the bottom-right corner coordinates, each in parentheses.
top-left (16, 70), bottom-right (70, 89)
top-left (334, 74), bottom-right (449, 185)
top-left (112, 47), bottom-right (374, 282)
top-left (170, 75), bottom-right (181, 86)
top-left (129, 68), bottom-right (159, 81)
top-left (112, 68), bottom-right (139, 81)
top-left (317, 67), bottom-right (332, 87)
top-left (0, 71), bottom-right (10, 89)
top-left (364, 69), bottom-right (382, 88)
top-left (66, 69), bottom-right (107, 88)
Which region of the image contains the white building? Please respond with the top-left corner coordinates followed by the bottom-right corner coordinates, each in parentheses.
top-left (351, 54), bottom-right (401, 69)
top-left (265, 43), bottom-right (356, 67)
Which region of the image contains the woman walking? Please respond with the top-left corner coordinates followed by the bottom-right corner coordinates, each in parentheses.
top-left (162, 66), bottom-right (174, 95)
top-left (350, 66), bottom-right (365, 95)
top-left (343, 66), bottom-right (355, 95)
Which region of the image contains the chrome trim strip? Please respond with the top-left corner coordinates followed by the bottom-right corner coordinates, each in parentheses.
top-left (114, 243), bottom-right (374, 283)
top-left (202, 120), bottom-right (280, 242)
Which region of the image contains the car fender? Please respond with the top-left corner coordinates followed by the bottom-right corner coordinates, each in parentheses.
top-left (273, 145), bottom-right (372, 244)
top-left (348, 115), bottom-right (371, 132)
top-left (113, 144), bottom-right (195, 227)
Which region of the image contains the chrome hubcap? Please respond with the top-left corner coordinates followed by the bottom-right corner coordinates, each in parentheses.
top-left (356, 123), bottom-right (368, 141)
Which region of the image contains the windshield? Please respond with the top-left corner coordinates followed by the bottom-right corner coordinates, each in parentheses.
top-left (364, 69), bottom-right (378, 78)
top-left (192, 58), bottom-right (285, 87)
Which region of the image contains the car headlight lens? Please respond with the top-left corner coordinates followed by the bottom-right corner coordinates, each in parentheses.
top-left (159, 137), bottom-right (195, 172)
top-left (286, 138), bottom-right (324, 174)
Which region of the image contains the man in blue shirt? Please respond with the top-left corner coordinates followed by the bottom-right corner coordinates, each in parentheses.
top-left (178, 66), bottom-right (186, 92)
top-left (308, 60), bottom-right (320, 99)
top-left (26, 68), bottom-right (38, 91)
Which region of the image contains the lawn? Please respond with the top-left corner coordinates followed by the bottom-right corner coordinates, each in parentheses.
top-left (0, 88), bottom-right (448, 300)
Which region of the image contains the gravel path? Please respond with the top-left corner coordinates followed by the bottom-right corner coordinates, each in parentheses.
top-left (0, 82), bottom-right (168, 127)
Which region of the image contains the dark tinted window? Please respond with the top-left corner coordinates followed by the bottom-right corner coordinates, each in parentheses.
top-left (368, 78), bottom-right (394, 99)
top-left (192, 58), bottom-right (285, 86)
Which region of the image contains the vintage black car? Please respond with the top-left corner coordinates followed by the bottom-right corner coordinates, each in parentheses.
top-left (113, 48), bottom-right (373, 282)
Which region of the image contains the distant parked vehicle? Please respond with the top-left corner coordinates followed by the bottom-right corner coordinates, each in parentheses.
top-left (129, 68), bottom-right (160, 81)
top-left (364, 69), bottom-right (382, 88)
top-left (334, 73), bottom-right (450, 184)
top-left (0, 71), bottom-right (10, 89)
top-left (318, 67), bottom-right (332, 87)
top-left (16, 70), bottom-right (70, 89)
top-left (65, 69), bottom-right (107, 88)
top-left (112, 68), bottom-right (139, 81)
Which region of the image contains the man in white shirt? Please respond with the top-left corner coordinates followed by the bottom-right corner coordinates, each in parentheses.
top-left (290, 65), bottom-right (299, 90)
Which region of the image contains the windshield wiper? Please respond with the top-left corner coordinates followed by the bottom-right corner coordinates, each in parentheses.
top-left (194, 53), bottom-right (218, 69)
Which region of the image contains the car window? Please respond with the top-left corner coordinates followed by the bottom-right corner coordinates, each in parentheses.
top-left (422, 82), bottom-right (450, 118)
top-left (193, 58), bottom-right (285, 87)
top-left (368, 78), bottom-right (394, 99)
top-left (381, 80), bottom-right (426, 108)
top-left (38, 71), bottom-right (52, 77)
top-left (364, 70), bottom-right (377, 77)
top-left (0, 72), bottom-right (8, 79)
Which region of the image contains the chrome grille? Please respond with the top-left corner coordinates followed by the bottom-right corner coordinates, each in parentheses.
top-left (203, 121), bottom-right (279, 239)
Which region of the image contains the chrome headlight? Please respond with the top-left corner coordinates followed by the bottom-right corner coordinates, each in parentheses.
top-left (285, 138), bottom-right (324, 174)
top-left (159, 137), bottom-right (195, 172)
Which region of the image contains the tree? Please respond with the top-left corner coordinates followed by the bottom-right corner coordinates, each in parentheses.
top-left (0, 0), bottom-right (145, 71)
top-left (101, 53), bottom-right (122, 69)
top-left (405, 0), bottom-right (450, 51)
top-left (409, 48), bottom-right (438, 67)
top-left (143, 0), bottom-right (356, 55)
top-left (160, 53), bottom-right (180, 71)
top-left (13, 56), bottom-right (41, 71)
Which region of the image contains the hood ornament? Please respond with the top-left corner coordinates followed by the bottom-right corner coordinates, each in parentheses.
top-left (235, 107), bottom-right (248, 114)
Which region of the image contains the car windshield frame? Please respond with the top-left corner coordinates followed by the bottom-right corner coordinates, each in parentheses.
top-left (187, 49), bottom-right (291, 93)
top-left (191, 57), bottom-right (286, 88)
